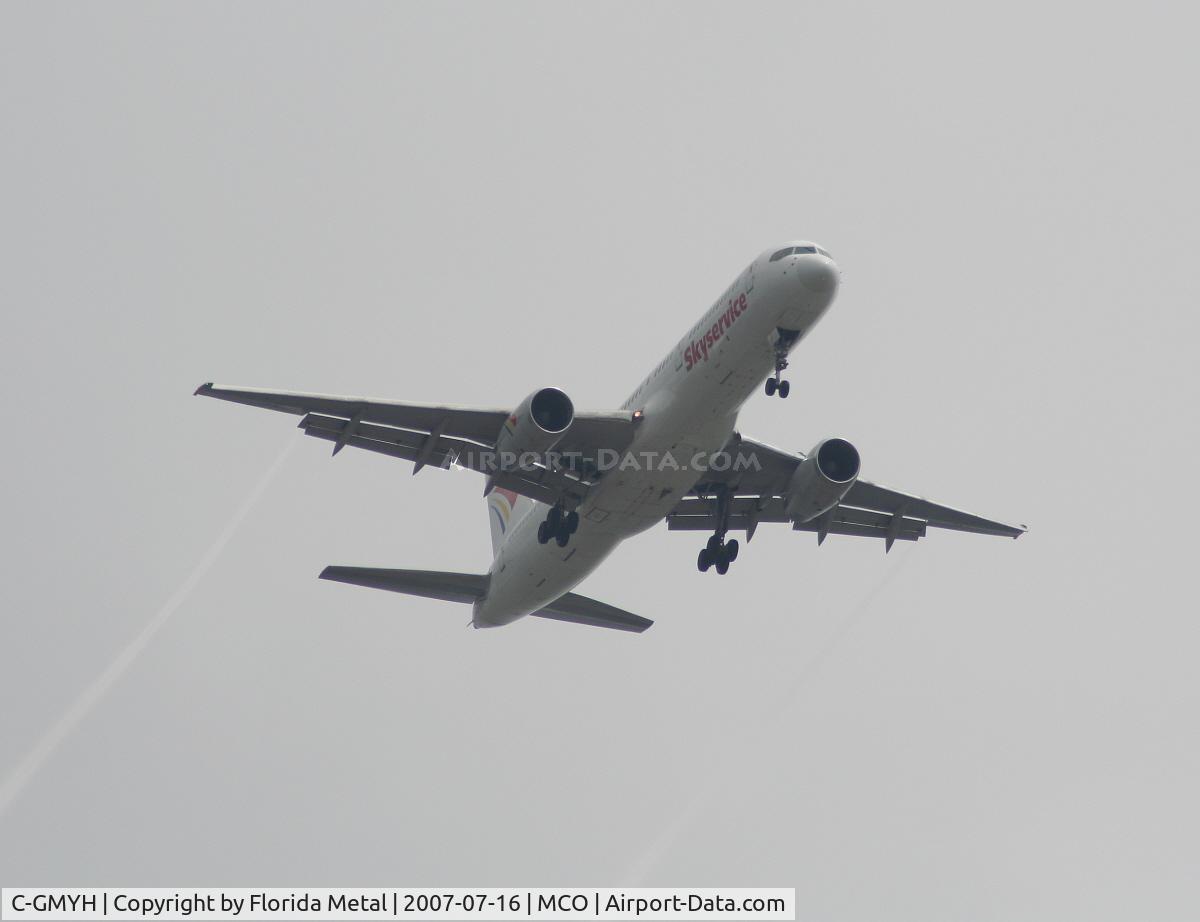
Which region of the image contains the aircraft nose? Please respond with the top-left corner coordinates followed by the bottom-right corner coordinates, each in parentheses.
top-left (797, 255), bottom-right (839, 295)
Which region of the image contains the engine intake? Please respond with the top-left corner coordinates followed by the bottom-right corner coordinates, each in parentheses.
top-left (529, 387), bottom-right (574, 433)
top-left (493, 387), bottom-right (575, 468)
top-left (785, 438), bottom-right (861, 522)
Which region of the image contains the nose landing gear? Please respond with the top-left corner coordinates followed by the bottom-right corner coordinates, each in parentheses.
top-left (765, 328), bottom-right (799, 398)
top-left (537, 504), bottom-right (579, 547)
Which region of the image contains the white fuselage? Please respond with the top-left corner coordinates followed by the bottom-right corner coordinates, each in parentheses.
top-left (473, 243), bottom-right (840, 627)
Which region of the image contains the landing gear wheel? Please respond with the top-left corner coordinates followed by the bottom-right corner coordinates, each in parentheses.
top-left (542, 505), bottom-right (570, 546)
top-left (777, 380), bottom-right (790, 399)
top-left (765, 377), bottom-right (777, 396)
top-left (700, 534), bottom-right (738, 574)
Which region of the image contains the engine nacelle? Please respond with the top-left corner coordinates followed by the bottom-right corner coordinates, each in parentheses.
top-left (493, 387), bottom-right (575, 468)
top-left (785, 438), bottom-right (861, 522)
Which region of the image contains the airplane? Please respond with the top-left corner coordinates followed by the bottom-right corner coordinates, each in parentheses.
top-left (196, 241), bottom-right (1025, 633)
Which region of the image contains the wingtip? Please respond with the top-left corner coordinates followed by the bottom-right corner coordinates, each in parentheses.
top-left (194, 381), bottom-right (214, 397)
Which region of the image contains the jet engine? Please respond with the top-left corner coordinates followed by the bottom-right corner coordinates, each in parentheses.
top-left (785, 438), bottom-right (861, 522)
top-left (493, 387), bottom-right (575, 469)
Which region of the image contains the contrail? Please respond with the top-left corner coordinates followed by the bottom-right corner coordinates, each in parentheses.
top-left (623, 551), bottom-right (913, 884)
top-left (0, 440), bottom-right (295, 821)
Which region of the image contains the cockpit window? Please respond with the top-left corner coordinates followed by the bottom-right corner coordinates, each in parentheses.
top-left (769, 245), bottom-right (819, 261)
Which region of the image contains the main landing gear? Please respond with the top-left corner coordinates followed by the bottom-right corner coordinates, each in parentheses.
top-left (537, 504), bottom-right (579, 548)
top-left (697, 533), bottom-right (739, 575)
top-left (765, 328), bottom-right (799, 399)
top-left (696, 487), bottom-right (739, 574)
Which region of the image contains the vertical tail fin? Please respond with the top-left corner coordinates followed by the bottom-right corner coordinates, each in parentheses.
top-left (485, 487), bottom-right (529, 556)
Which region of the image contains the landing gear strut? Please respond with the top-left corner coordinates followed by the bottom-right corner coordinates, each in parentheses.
top-left (696, 487), bottom-right (740, 575)
top-left (765, 328), bottom-right (799, 399)
top-left (537, 504), bottom-right (579, 547)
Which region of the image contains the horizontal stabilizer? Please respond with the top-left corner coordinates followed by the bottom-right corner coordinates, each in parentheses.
top-left (319, 566), bottom-right (652, 633)
top-left (534, 594), bottom-right (652, 633)
top-left (319, 566), bottom-right (488, 603)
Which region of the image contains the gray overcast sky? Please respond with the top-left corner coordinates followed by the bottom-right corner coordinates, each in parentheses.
top-left (2, 3), bottom-right (1198, 918)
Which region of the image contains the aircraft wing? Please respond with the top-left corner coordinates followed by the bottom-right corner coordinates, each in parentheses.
top-left (196, 383), bottom-right (638, 508)
top-left (672, 434), bottom-right (1025, 548)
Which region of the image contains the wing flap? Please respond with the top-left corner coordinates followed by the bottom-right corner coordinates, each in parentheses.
top-left (666, 508), bottom-right (925, 542)
top-left (300, 413), bottom-right (589, 507)
top-left (666, 491), bottom-right (1005, 544)
top-left (793, 515), bottom-right (925, 542)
